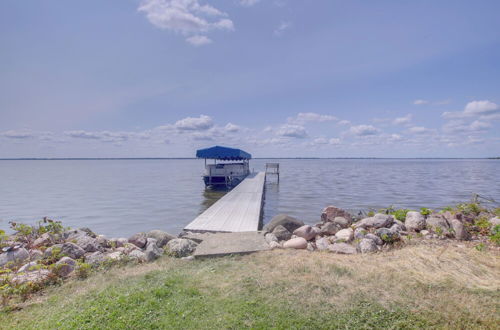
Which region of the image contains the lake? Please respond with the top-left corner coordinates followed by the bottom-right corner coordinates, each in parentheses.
top-left (1, 159), bottom-right (499, 237)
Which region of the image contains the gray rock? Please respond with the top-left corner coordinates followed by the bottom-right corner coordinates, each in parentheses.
top-left (74, 235), bottom-right (99, 252)
top-left (17, 261), bottom-right (38, 273)
top-left (96, 235), bottom-right (111, 248)
top-left (181, 255), bottom-right (195, 260)
top-left (263, 214), bottom-right (304, 233)
top-left (11, 269), bottom-right (50, 285)
top-left (420, 230), bottom-right (430, 236)
top-left (85, 251), bottom-right (106, 265)
top-left (328, 243), bottom-right (357, 254)
top-left (55, 256), bottom-right (76, 277)
top-left (116, 238), bottom-right (128, 247)
top-left (426, 215), bottom-right (451, 235)
top-left (43, 244), bottom-right (63, 258)
top-left (146, 230), bottom-right (176, 248)
top-left (405, 211), bottom-right (426, 232)
top-left (320, 222), bottom-right (340, 235)
top-left (128, 233), bottom-right (147, 248)
top-left (283, 237), bottom-right (307, 249)
top-left (358, 238), bottom-right (377, 253)
top-left (30, 249), bottom-right (44, 261)
top-left (315, 237), bottom-right (330, 251)
top-left (334, 228), bottom-right (354, 242)
top-left (264, 233), bottom-right (278, 244)
top-left (321, 206), bottom-right (353, 223)
top-left (489, 217), bottom-right (500, 228)
top-left (451, 219), bottom-right (470, 240)
top-left (128, 249), bottom-right (147, 262)
top-left (144, 239), bottom-right (163, 261)
top-left (365, 233), bottom-right (383, 245)
top-left (269, 241), bottom-right (282, 249)
top-left (293, 225), bottom-right (317, 241)
top-left (33, 233), bottom-right (53, 248)
top-left (166, 238), bottom-right (198, 258)
top-left (394, 219), bottom-right (406, 231)
top-left (333, 216), bottom-right (351, 228)
top-left (272, 225), bottom-right (292, 241)
top-left (61, 242), bottom-right (85, 259)
top-left (354, 214), bottom-right (394, 229)
top-left (106, 251), bottom-right (124, 260)
top-left (375, 228), bottom-right (400, 243)
top-left (306, 242), bottom-right (316, 251)
top-left (354, 227), bottom-right (367, 239)
top-left (390, 223), bottom-right (404, 233)
top-left (0, 247), bottom-right (29, 267)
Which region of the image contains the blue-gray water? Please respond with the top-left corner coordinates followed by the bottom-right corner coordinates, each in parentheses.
top-left (1, 159), bottom-right (499, 237)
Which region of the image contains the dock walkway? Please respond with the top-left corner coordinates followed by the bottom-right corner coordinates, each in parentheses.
top-left (184, 172), bottom-right (266, 232)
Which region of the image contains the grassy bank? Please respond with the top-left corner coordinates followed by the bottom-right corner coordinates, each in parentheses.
top-left (1, 242), bottom-right (499, 329)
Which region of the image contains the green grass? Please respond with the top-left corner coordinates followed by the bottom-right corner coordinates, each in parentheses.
top-left (1, 244), bottom-right (499, 329)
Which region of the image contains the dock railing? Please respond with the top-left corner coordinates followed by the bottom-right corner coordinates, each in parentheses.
top-left (265, 163), bottom-right (280, 182)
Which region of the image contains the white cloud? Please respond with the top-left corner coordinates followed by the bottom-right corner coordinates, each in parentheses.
top-left (413, 99), bottom-right (429, 105)
top-left (273, 21), bottom-right (291, 37)
top-left (349, 125), bottom-right (379, 136)
top-left (444, 120), bottom-right (492, 134)
top-left (469, 120), bottom-right (491, 131)
top-left (224, 123), bottom-right (240, 132)
top-left (64, 130), bottom-right (131, 142)
top-left (276, 124), bottom-right (308, 138)
top-left (138, 0), bottom-right (234, 44)
top-left (288, 112), bottom-right (337, 124)
top-left (393, 114), bottom-right (412, 125)
top-left (329, 138), bottom-right (341, 145)
top-left (407, 126), bottom-right (430, 134)
top-left (239, 0), bottom-right (260, 6)
top-left (185, 35), bottom-right (212, 46)
top-left (175, 114), bottom-right (213, 131)
top-left (338, 120), bottom-right (351, 126)
top-left (1, 129), bottom-right (35, 139)
top-left (313, 137), bottom-right (328, 144)
top-left (442, 100), bottom-right (499, 119)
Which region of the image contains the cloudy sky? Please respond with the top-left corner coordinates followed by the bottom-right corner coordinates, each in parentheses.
top-left (1, 0), bottom-right (499, 158)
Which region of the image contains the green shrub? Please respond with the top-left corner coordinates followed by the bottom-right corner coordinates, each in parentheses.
top-left (456, 203), bottom-right (483, 216)
top-left (474, 216), bottom-right (491, 235)
top-left (490, 225), bottom-right (500, 245)
top-left (420, 207), bottom-right (432, 216)
top-left (76, 262), bottom-right (92, 279)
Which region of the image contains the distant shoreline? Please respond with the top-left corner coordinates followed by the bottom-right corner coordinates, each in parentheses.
top-left (0, 157), bottom-right (499, 160)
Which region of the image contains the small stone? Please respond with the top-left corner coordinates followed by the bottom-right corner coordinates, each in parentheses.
top-left (420, 230), bottom-right (430, 236)
top-left (426, 215), bottom-right (451, 235)
top-left (272, 225), bottom-right (292, 241)
top-left (306, 242), bottom-right (316, 251)
top-left (354, 227), bottom-right (367, 239)
top-left (405, 211), bottom-right (426, 232)
top-left (145, 240), bottom-right (163, 262)
top-left (293, 225), bottom-right (317, 241)
top-left (61, 242), bottom-right (85, 259)
top-left (375, 228), bottom-right (400, 243)
top-left (335, 228), bottom-right (354, 242)
top-left (128, 233), bottom-right (147, 248)
top-left (166, 239), bottom-right (198, 258)
top-left (354, 214), bottom-right (394, 229)
top-left (107, 251), bottom-right (124, 260)
top-left (489, 217), bottom-right (500, 228)
top-left (264, 233), bottom-right (278, 244)
top-left (55, 257), bottom-right (76, 277)
top-left (283, 237), bottom-right (307, 249)
top-left (389, 223), bottom-right (404, 233)
top-left (181, 255), bottom-right (195, 261)
top-left (358, 238), bottom-right (377, 253)
top-left (328, 243), bottom-right (357, 254)
top-left (333, 216), bottom-right (351, 228)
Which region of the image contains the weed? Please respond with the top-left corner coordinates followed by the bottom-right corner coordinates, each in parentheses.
top-left (420, 207), bottom-right (432, 216)
top-left (475, 243), bottom-right (486, 252)
top-left (76, 262), bottom-right (92, 279)
top-left (490, 225), bottom-right (500, 246)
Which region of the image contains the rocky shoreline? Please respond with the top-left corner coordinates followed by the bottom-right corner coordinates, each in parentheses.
top-left (1, 202), bottom-right (499, 307)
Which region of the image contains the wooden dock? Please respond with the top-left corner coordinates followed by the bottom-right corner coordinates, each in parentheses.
top-left (184, 172), bottom-right (266, 232)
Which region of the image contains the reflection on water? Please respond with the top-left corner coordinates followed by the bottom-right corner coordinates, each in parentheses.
top-left (1, 159), bottom-right (499, 237)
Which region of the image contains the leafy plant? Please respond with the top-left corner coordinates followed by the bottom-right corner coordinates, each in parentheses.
top-left (76, 262), bottom-right (92, 279)
top-left (490, 225), bottom-right (500, 245)
top-left (475, 243), bottom-right (486, 252)
top-left (456, 203), bottom-right (483, 216)
top-left (474, 216), bottom-right (491, 235)
top-left (392, 209), bottom-right (410, 222)
top-left (420, 208), bottom-right (432, 216)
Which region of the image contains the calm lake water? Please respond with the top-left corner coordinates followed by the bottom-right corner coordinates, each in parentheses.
top-left (1, 159), bottom-right (499, 237)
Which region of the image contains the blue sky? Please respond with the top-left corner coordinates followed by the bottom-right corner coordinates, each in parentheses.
top-left (1, 0), bottom-right (499, 158)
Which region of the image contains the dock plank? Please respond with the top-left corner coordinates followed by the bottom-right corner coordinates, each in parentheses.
top-left (184, 172), bottom-right (265, 232)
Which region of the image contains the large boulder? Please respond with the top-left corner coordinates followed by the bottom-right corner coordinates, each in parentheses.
top-left (405, 211), bottom-right (426, 232)
top-left (332, 217), bottom-right (351, 228)
top-left (354, 214), bottom-right (394, 229)
top-left (321, 206), bottom-right (352, 223)
top-left (128, 233), bottom-right (147, 248)
top-left (166, 239), bottom-right (198, 258)
top-left (365, 233), bottom-right (383, 245)
top-left (293, 225), bottom-right (317, 241)
top-left (55, 257), bottom-right (76, 277)
top-left (146, 230), bottom-right (175, 248)
top-left (375, 228), bottom-right (400, 243)
top-left (451, 219), bottom-right (470, 240)
top-left (0, 247), bottom-right (29, 268)
top-left (263, 214), bottom-right (304, 233)
top-left (61, 242), bottom-right (85, 260)
top-left (85, 251), bottom-right (106, 266)
top-left (334, 228), bottom-right (354, 242)
top-left (358, 238), bottom-right (378, 253)
top-left (354, 227), bottom-right (367, 240)
top-left (272, 225), bottom-right (292, 241)
top-left (11, 269), bottom-right (51, 285)
top-left (315, 237), bottom-right (330, 251)
top-left (283, 237), bottom-right (307, 249)
top-left (426, 215), bottom-right (451, 235)
top-left (43, 244), bottom-right (63, 259)
top-left (74, 235), bottom-right (100, 253)
top-left (32, 233), bottom-right (54, 248)
top-left (145, 238), bottom-right (163, 261)
top-left (96, 235), bottom-right (111, 249)
top-left (128, 249), bottom-right (147, 262)
top-left (264, 233), bottom-right (278, 244)
top-left (489, 217), bottom-right (500, 229)
top-left (328, 243), bottom-right (357, 254)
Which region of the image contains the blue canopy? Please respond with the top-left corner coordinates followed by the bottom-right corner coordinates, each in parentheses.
top-left (196, 146), bottom-right (251, 160)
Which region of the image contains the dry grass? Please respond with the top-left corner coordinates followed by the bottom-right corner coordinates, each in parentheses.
top-left (3, 241), bottom-right (500, 329)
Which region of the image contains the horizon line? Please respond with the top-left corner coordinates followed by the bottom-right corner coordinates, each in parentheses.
top-left (0, 157), bottom-right (499, 160)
